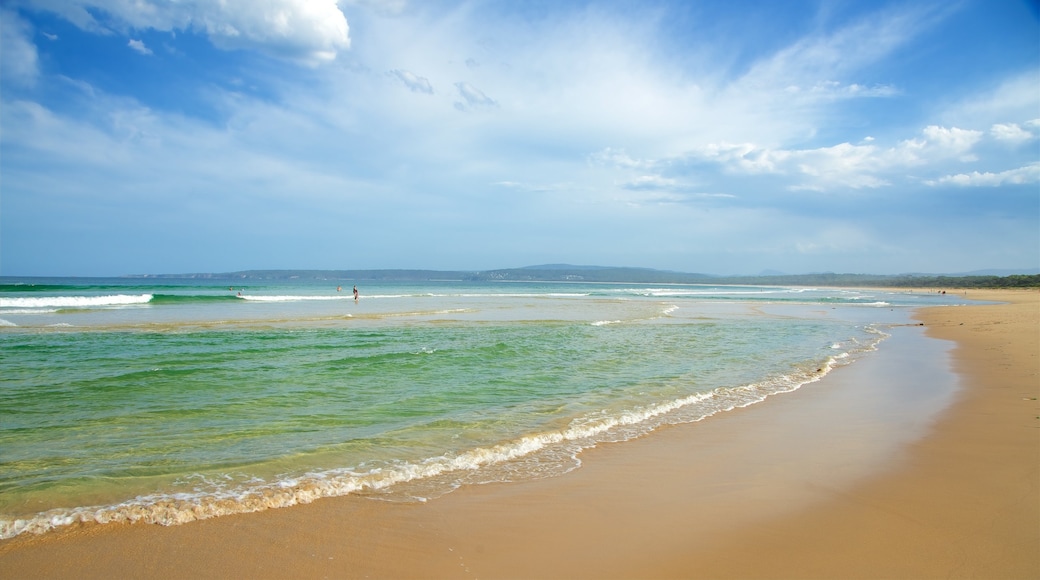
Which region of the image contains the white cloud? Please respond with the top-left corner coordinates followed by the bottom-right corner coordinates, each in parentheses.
top-left (128, 38), bottom-right (153, 55)
top-left (193, 0), bottom-right (350, 64)
top-left (787, 142), bottom-right (890, 189)
top-left (689, 142), bottom-right (793, 175)
top-left (920, 125), bottom-right (983, 159)
top-left (668, 124), bottom-right (994, 190)
top-left (18, 0), bottom-right (350, 65)
top-left (880, 125), bottom-right (983, 167)
top-left (991, 122), bottom-right (1035, 144)
top-left (0, 10), bottom-right (39, 87)
top-left (926, 163), bottom-right (1040, 187)
top-left (389, 69), bottom-right (433, 94)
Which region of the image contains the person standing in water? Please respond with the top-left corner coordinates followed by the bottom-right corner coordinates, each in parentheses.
top-left (353, 285), bottom-right (359, 302)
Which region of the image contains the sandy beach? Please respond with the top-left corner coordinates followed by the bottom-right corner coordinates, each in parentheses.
top-left (1, 289), bottom-right (1036, 579)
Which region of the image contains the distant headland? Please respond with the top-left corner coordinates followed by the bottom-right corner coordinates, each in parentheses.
top-left (125, 264), bottom-right (1040, 289)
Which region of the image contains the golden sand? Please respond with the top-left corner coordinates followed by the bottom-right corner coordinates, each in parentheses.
top-left (1, 289), bottom-right (1036, 579)
top-left (680, 289), bottom-right (1040, 579)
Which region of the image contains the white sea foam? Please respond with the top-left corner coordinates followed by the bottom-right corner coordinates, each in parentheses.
top-left (618, 287), bottom-right (813, 298)
top-left (240, 295), bottom-right (348, 302)
top-left (0, 318), bottom-right (16, 327)
top-left (242, 293), bottom-right (452, 302)
top-left (0, 294), bottom-right (152, 308)
top-left (375, 308), bottom-right (473, 318)
top-left (453, 293), bottom-right (589, 299)
top-left (591, 320), bottom-right (622, 326)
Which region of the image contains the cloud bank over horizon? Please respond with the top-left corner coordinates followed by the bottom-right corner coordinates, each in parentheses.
top-left (1, 0), bottom-right (1037, 276)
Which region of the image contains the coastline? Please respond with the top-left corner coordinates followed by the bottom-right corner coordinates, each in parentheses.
top-left (678, 288), bottom-right (1039, 578)
top-left (1, 289), bottom-right (1036, 578)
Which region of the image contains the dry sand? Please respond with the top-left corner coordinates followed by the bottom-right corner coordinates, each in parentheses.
top-left (1, 289), bottom-right (1036, 579)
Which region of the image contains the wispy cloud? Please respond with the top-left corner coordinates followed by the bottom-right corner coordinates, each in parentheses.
top-left (600, 123), bottom-right (1015, 193)
top-left (127, 38), bottom-right (152, 55)
top-left (589, 148), bottom-right (657, 171)
top-left (926, 163), bottom-right (1040, 187)
top-left (991, 122), bottom-right (1037, 144)
top-left (0, 10), bottom-right (39, 87)
top-left (942, 70), bottom-right (1040, 128)
top-left (733, 4), bottom-right (941, 96)
top-left (389, 69), bottom-right (433, 94)
top-left (454, 82), bottom-right (497, 111)
top-left (621, 175), bottom-right (692, 192)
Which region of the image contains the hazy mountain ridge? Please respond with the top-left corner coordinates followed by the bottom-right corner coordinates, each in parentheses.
top-left (126, 265), bottom-right (1040, 288)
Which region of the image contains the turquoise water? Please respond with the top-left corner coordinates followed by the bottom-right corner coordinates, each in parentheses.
top-left (0, 279), bottom-right (967, 538)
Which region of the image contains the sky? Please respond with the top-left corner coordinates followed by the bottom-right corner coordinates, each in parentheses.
top-left (1, 0), bottom-right (1038, 277)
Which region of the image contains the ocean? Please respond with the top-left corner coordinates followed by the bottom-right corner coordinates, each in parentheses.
top-left (0, 277), bottom-right (968, 539)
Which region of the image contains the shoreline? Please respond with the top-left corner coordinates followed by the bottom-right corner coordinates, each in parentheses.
top-left (677, 288), bottom-right (1039, 578)
top-left (1, 289), bottom-right (1036, 578)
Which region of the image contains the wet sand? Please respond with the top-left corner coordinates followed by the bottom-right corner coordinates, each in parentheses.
top-left (1, 289), bottom-right (1037, 579)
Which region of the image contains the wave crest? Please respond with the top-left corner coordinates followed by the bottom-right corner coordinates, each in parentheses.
top-left (0, 294), bottom-right (152, 309)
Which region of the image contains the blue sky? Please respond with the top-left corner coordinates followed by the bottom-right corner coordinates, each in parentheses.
top-left (1, 0), bottom-right (1037, 276)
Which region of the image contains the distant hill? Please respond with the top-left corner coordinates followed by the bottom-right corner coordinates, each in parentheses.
top-left (716, 272), bottom-right (1040, 288)
top-left (474, 265), bottom-right (716, 283)
top-left (953, 268), bottom-right (1040, 277)
top-left (127, 265), bottom-right (1040, 288)
top-left (132, 269), bottom-right (472, 282)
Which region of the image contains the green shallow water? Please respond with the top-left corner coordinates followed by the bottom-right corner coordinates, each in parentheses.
top-left (0, 279), bottom-right (968, 537)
